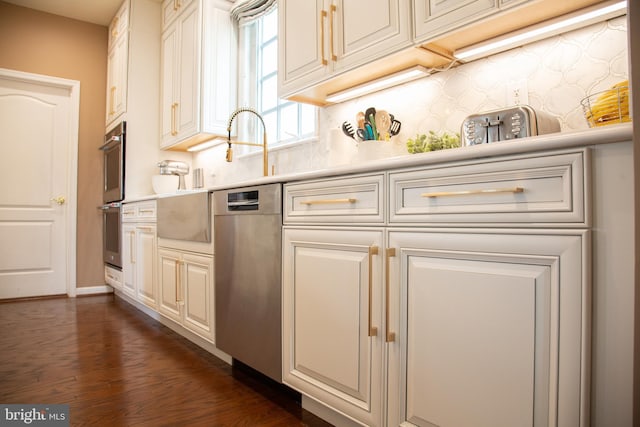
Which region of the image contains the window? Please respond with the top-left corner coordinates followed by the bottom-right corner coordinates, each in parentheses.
top-left (237, 6), bottom-right (317, 149)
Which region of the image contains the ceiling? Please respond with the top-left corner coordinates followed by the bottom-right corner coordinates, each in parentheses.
top-left (4, 0), bottom-right (140, 26)
top-left (4, 0), bottom-right (237, 26)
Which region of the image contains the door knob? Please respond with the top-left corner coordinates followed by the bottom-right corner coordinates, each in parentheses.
top-left (51, 196), bottom-right (66, 205)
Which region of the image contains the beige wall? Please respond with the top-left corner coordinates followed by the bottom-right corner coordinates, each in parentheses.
top-left (0, 1), bottom-right (107, 288)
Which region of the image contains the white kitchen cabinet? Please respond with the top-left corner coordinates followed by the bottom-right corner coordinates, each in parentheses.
top-left (160, 0), bottom-right (236, 150)
top-left (385, 229), bottom-right (588, 427)
top-left (158, 248), bottom-right (215, 342)
top-left (278, 0), bottom-right (412, 99)
top-left (282, 227), bottom-right (384, 427)
top-left (283, 149), bottom-right (591, 427)
top-left (121, 201), bottom-right (158, 309)
top-left (413, 0), bottom-right (496, 42)
top-left (106, 1), bottom-right (129, 127)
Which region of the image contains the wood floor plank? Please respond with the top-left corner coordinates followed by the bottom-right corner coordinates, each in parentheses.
top-left (0, 295), bottom-right (332, 426)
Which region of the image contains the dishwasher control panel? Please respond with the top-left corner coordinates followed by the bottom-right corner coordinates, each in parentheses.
top-left (227, 190), bottom-right (259, 211)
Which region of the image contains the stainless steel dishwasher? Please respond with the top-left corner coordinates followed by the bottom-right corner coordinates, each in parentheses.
top-left (213, 183), bottom-right (282, 382)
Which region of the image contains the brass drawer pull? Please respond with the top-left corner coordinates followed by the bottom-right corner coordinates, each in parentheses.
top-left (368, 246), bottom-right (379, 337)
top-left (422, 187), bottom-right (524, 198)
top-left (300, 198), bottom-right (356, 205)
top-left (385, 248), bottom-right (396, 343)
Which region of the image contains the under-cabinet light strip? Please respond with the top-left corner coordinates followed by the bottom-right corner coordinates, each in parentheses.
top-left (454, 0), bottom-right (627, 62)
top-left (325, 66), bottom-right (430, 103)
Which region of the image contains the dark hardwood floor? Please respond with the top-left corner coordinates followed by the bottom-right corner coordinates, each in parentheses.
top-left (0, 294), bottom-right (333, 426)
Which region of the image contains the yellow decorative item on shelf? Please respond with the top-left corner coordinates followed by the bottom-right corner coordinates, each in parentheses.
top-left (581, 80), bottom-right (630, 127)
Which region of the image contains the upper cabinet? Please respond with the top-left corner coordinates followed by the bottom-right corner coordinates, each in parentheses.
top-left (279, 0), bottom-right (429, 105)
top-left (413, 0), bottom-right (495, 41)
top-left (106, 1), bottom-right (129, 127)
top-left (278, 0), bottom-right (612, 105)
top-left (159, 0), bottom-right (237, 151)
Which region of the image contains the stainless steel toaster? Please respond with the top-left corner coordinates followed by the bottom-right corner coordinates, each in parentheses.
top-left (461, 105), bottom-right (560, 146)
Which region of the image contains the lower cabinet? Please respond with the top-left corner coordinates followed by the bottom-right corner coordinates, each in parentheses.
top-left (283, 227), bottom-right (589, 427)
top-left (122, 222), bottom-right (157, 309)
top-left (282, 227), bottom-right (385, 427)
top-left (386, 229), bottom-right (589, 427)
top-left (157, 248), bottom-right (215, 343)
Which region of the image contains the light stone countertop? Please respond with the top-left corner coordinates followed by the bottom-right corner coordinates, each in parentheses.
top-left (123, 123), bottom-right (633, 202)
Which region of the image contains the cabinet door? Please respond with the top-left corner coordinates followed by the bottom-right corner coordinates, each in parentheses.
top-left (386, 230), bottom-right (589, 427)
top-left (106, 33), bottom-right (128, 126)
top-left (182, 253), bottom-right (214, 342)
top-left (160, 23), bottom-right (179, 145)
top-left (158, 248), bottom-right (181, 323)
top-left (278, 0), bottom-right (328, 97)
top-left (121, 224), bottom-right (136, 298)
top-left (175, 3), bottom-right (200, 141)
top-left (136, 225), bottom-right (157, 309)
top-left (283, 227), bottom-right (384, 427)
top-left (413, 0), bottom-right (495, 42)
top-left (333, 0), bottom-right (411, 72)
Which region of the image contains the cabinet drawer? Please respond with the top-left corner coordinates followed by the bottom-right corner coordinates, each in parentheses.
top-left (122, 200), bottom-right (157, 222)
top-left (389, 150), bottom-right (588, 226)
top-left (284, 174), bottom-right (384, 224)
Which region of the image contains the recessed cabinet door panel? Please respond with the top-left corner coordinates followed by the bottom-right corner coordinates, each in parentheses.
top-left (387, 229), bottom-right (588, 427)
top-left (177, 4), bottom-right (200, 139)
top-left (136, 225), bottom-right (157, 309)
top-left (334, 0), bottom-right (411, 72)
top-left (278, 0), bottom-right (327, 95)
top-left (283, 227), bottom-right (384, 427)
top-left (122, 224), bottom-right (136, 298)
top-left (160, 25), bottom-right (178, 144)
top-left (413, 0), bottom-right (496, 42)
top-left (158, 248), bottom-right (181, 323)
top-left (182, 253), bottom-right (214, 342)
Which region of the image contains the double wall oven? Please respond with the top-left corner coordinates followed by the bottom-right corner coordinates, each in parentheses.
top-left (101, 122), bottom-right (125, 269)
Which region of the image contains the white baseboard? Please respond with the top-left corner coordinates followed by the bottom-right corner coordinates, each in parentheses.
top-left (74, 285), bottom-right (114, 296)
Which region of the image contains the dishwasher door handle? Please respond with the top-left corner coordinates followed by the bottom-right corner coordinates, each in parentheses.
top-left (227, 200), bottom-right (259, 207)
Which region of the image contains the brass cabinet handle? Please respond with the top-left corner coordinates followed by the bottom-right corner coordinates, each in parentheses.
top-left (329, 4), bottom-right (337, 61)
top-left (171, 103), bottom-right (178, 136)
top-left (130, 231), bottom-right (136, 264)
top-left (138, 209), bottom-right (155, 214)
top-left (385, 248), bottom-right (396, 343)
top-left (111, 16), bottom-right (119, 38)
top-left (320, 10), bottom-right (328, 66)
top-left (109, 86), bottom-right (116, 115)
top-left (174, 260), bottom-right (180, 303)
top-left (173, 0), bottom-right (180, 11)
top-left (175, 260), bottom-right (185, 304)
top-left (300, 198), bottom-right (356, 205)
top-left (368, 246), bottom-right (379, 337)
top-left (136, 226), bottom-right (154, 231)
top-left (422, 187), bottom-right (524, 198)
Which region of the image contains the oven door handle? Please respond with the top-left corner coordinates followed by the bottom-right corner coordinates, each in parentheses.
top-left (100, 136), bottom-right (121, 151)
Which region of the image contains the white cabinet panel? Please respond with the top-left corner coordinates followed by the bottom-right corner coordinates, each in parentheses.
top-left (278, 0), bottom-right (411, 99)
top-left (136, 225), bottom-right (157, 308)
top-left (413, 0), bottom-right (496, 42)
top-left (160, 0), bottom-right (236, 149)
top-left (386, 229), bottom-right (588, 427)
top-left (157, 248), bottom-right (215, 343)
top-left (182, 252), bottom-right (215, 341)
top-left (283, 227), bottom-right (384, 426)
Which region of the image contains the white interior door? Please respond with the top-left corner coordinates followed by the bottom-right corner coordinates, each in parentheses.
top-left (0, 68), bottom-right (79, 299)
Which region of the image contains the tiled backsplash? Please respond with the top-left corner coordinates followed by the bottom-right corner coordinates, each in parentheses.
top-left (195, 16), bottom-right (628, 186)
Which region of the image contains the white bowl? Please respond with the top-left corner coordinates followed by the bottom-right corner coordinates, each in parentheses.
top-left (152, 174), bottom-right (179, 194)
